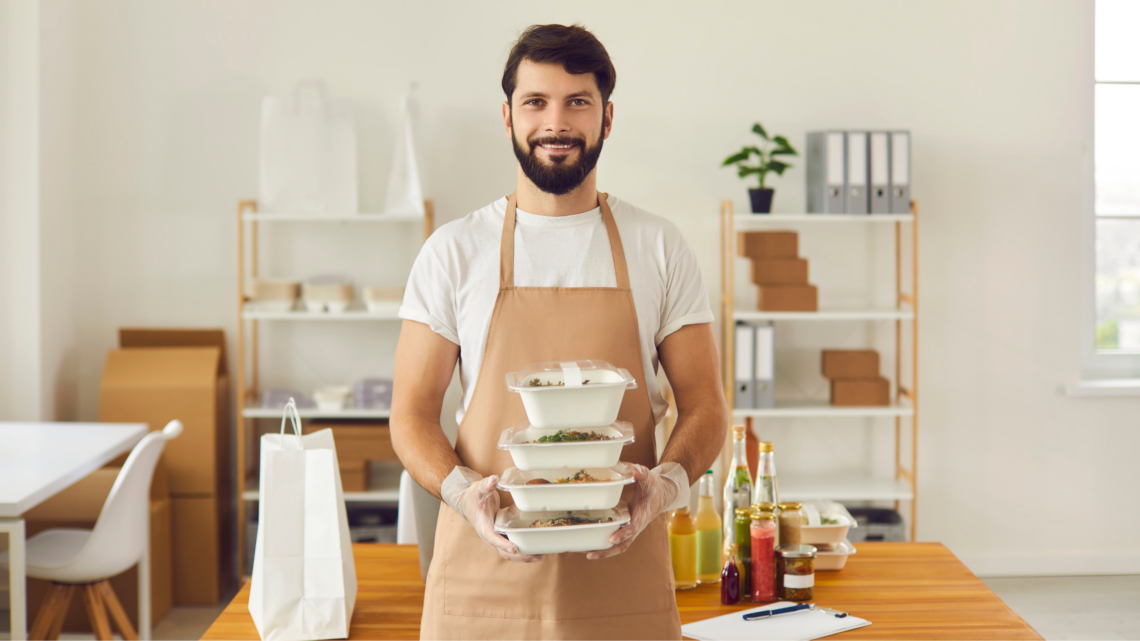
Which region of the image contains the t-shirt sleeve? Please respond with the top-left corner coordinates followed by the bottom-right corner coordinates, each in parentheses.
top-left (655, 227), bottom-right (715, 346)
top-left (399, 232), bottom-right (461, 345)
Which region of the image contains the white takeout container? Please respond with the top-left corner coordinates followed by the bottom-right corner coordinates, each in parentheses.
top-left (495, 507), bottom-right (629, 555)
top-left (800, 500), bottom-right (858, 545)
top-left (813, 540), bottom-right (857, 570)
top-left (313, 385), bottom-right (351, 411)
top-left (505, 360), bottom-right (637, 429)
top-left (498, 464), bottom-right (635, 512)
top-left (497, 422), bottom-right (635, 471)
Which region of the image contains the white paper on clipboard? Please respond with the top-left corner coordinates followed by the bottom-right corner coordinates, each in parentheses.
top-left (681, 602), bottom-right (870, 641)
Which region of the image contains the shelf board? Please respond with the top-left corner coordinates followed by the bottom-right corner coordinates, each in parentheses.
top-left (779, 476), bottom-right (914, 502)
top-left (733, 308), bottom-right (914, 321)
top-left (242, 407), bottom-right (391, 419)
top-left (732, 401), bottom-right (913, 418)
top-left (734, 213), bottom-right (913, 227)
top-left (242, 212), bottom-right (424, 222)
top-left (242, 303), bottom-right (401, 320)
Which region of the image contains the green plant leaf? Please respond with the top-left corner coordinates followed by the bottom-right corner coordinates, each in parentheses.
top-left (722, 149), bottom-right (751, 166)
top-left (744, 146), bottom-right (765, 159)
top-left (768, 160), bottom-right (790, 175)
top-left (737, 166), bottom-right (761, 178)
top-left (751, 122), bottom-right (769, 140)
top-left (770, 148), bottom-right (796, 156)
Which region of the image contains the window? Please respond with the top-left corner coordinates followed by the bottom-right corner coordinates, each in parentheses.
top-left (1094, 0), bottom-right (1140, 353)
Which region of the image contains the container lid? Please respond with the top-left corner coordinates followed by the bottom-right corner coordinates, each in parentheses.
top-left (734, 507), bottom-right (753, 516)
top-left (778, 501), bottom-right (803, 510)
top-left (496, 421), bottom-right (635, 450)
top-left (814, 540), bottom-right (856, 556)
top-left (732, 425), bottom-right (746, 439)
top-left (494, 507), bottom-right (630, 533)
top-left (505, 360), bottom-right (637, 392)
top-left (776, 544), bottom-right (818, 559)
top-left (751, 512), bottom-right (776, 521)
top-left (497, 463), bottom-right (635, 490)
top-left (758, 441), bottom-right (774, 452)
top-left (756, 502), bottom-right (777, 512)
top-left (704, 470), bottom-right (714, 475)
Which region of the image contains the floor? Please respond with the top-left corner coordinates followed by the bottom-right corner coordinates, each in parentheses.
top-left (3, 576), bottom-right (1139, 639)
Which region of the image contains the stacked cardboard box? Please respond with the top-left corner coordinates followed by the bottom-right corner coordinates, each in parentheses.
top-left (737, 231), bottom-right (818, 311)
top-left (99, 329), bottom-right (234, 605)
top-left (303, 421), bottom-right (399, 492)
top-left (822, 349), bottom-right (890, 406)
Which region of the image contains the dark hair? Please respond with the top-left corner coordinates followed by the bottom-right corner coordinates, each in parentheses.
top-left (502, 24), bottom-right (617, 104)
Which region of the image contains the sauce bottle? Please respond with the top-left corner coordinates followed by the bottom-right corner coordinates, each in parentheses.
top-left (720, 544), bottom-right (741, 604)
top-left (695, 470), bottom-right (722, 584)
top-left (734, 507), bottom-right (754, 596)
top-left (750, 512), bottom-right (777, 602)
top-left (752, 441), bottom-right (779, 507)
top-left (721, 425), bottom-right (753, 551)
top-left (668, 507), bottom-right (697, 590)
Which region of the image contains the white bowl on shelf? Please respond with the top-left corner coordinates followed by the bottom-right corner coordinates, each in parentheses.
top-left (304, 300), bottom-right (326, 313)
top-left (498, 464), bottom-right (634, 512)
top-left (505, 360), bottom-right (637, 429)
top-left (496, 422), bottom-right (634, 472)
top-left (248, 300), bottom-right (295, 313)
top-left (313, 385), bottom-right (351, 411)
top-left (494, 507), bottom-right (629, 555)
top-left (325, 300), bottom-right (349, 313)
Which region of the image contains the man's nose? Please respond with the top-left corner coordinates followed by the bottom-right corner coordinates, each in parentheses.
top-left (542, 104), bottom-right (572, 134)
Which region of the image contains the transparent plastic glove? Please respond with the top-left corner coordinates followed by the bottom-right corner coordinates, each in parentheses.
top-left (587, 462), bottom-right (688, 560)
top-left (440, 466), bottom-right (543, 563)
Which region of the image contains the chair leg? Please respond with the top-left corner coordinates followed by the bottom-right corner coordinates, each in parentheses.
top-left (45, 585), bottom-right (76, 641)
top-left (28, 584), bottom-right (64, 639)
top-left (97, 581), bottom-right (139, 641)
top-left (82, 583), bottom-right (113, 641)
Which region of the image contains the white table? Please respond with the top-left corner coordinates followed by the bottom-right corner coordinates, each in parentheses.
top-left (0, 422), bottom-right (147, 641)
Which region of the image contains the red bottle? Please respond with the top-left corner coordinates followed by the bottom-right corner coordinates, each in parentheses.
top-left (750, 513), bottom-right (777, 602)
top-left (721, 545), bottom-right (741, 605)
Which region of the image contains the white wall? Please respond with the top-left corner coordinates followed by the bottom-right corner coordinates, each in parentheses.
top-left (14, 0), bottom-right (1140, 575)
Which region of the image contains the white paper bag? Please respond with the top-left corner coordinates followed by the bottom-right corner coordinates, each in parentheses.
top-left (249, 399), bottom-right (357, 641)
top-left (382, 89), bottom-right (426, 216)
top-left (260, 80), bottom-right (358, 215)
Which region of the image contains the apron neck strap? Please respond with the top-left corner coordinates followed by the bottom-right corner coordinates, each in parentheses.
top-left (500, 192), bottom-right (631, 290)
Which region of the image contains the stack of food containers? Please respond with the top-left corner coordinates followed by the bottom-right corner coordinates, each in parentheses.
top-left (799, 500), bottom-right (858, 570)
top-left (493, 360), bottom-right (639, 555)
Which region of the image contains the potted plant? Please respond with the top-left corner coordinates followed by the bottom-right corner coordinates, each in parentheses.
top-left (722, 123), bottom-right (799, 213)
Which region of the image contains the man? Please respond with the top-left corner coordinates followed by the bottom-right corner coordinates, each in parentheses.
top-left (391, 23), bottom-right (728, 640)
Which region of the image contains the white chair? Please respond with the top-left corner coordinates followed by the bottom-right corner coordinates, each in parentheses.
top-left (0, 420), bottom-right (182, 641)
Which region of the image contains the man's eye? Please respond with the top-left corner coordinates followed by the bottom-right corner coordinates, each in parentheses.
top-left (525, 99), bottom-right (544, 106)
top-left (571, 99), bottom-right (588, 106)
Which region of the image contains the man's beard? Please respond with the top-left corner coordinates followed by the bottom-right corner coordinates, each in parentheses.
top-left (512, 120), bottom-right (604, 196)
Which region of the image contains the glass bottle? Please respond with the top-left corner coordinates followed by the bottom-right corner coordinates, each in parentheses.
top-left (777, 502), bottom-right (803, 547)
top-left (734, 507), bottom-right (754, 596)
top-left (720, 544), bottom-right (741, 605)
top-left (752, 441), bottom-right (779, 507)
top-left (722, 425), bottom-right (753, 551)
top-left (750, 512), bottom-right (777, 602)
top-left (668, 507), bottom-right (697, 590)
top-left (695, 470), bottom-right (722, 584)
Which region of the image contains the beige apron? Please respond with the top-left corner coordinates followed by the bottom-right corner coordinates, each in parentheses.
top-left (420, 193), bottom-right (682, 640)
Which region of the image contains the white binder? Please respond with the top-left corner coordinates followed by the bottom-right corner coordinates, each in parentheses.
top-left (753, 323), bottom-right (775, 409)
top-left (870, 131), bottom-right (891, 214)
top-left (806, 131), bottom-right (846, 213)
top-left (846, 132), bottom-right (868, 214)
top-left (734, 322), bottom-right (755, 409)
top-left (890, 131), bottom-right (911, 213)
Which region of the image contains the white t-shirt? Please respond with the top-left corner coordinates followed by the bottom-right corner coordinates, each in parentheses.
top-left (399, 194), bottom-right (714, 426)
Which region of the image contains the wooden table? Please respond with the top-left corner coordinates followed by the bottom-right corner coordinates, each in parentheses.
top-left (202, 542), bottom-right (1040, 640)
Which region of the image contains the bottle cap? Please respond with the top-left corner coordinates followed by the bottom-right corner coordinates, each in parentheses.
top-left (734, 507), bottom-right (753, 516)
top-left (673, 506), bottom-right (690, 516)
top-left (776, 544), bottom-right (817, 559)
top-left (756, 502), bottom-right (777, 512)
top-left (732, 425), bottom-right (746, 439)
top-left (705, 469), bottom-right (714, 475)
top-left (751, 512), bottom-right (776, 521)
top-left (758, 441), bottom-right (774, 452)
top-left (778, 502), bottom-right (802, 511)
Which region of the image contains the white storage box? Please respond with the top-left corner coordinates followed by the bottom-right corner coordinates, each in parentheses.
top-left (498, 465), bottom-right (635, 512)
top-left (497, 422), bottom-right (634, 471)
top-left (505, 360), bottom-right (637, 429)
top-left (800, 500), bottom-right (857, 545)
top-left (495, 507), bottom-right (629, 555)
top-left (813, 540), bottom-right (857, 571)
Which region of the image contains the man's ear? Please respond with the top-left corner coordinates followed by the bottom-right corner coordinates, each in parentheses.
top-left (603, 101), bottom-right (614, 140)
top-left (502, 101), bottom-right (512, 139)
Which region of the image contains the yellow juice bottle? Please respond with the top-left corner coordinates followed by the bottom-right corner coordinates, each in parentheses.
top-left (668, 506), bottom-right (698, 590)
top-left (695, 470), bottom-right (722, 584)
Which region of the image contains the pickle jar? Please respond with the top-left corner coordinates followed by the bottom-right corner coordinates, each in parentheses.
top-left (776, 544), bottom-right (817, 601)
top-left (777, 501), bottom-right (803, 546)
top-left (734, 507), bottom-right (754, 594)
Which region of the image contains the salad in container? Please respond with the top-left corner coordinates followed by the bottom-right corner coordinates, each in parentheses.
top-left (498, 464), bottom-right (635, 512)
top-left (799, 500), bottom-right (858, 545)
top-left (505, 360), bottom-right (637, 429)
top-left (497, 421), bottom-right (635, 471)
top-left (495, 507), bottom-right (630, 555)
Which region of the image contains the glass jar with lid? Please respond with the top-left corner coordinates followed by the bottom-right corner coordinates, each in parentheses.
top-left (776, 544), bottom-right (817, 601)
top-left (777, 501), bottom-right (803, 546)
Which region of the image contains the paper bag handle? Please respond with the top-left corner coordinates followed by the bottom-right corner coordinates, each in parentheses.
top-left (279, 398), bottom-right (305, 448)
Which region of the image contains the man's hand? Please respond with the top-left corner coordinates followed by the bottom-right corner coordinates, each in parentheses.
top-left (441, 467), bottom-right (543, 563)
top-left (586, 463), bottom-right (685, 560)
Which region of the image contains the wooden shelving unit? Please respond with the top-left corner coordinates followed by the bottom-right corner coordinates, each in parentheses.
top-left (234, 199), bottom-right (434, 572)
top-left (719, 203), bottom-right (919, 541)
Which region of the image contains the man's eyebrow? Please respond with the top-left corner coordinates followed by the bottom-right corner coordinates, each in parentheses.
top-left (516, 90), bottom-right (598, 101)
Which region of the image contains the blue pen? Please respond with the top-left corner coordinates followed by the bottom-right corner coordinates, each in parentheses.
top-left (743, 603), bottom-right (848, 621)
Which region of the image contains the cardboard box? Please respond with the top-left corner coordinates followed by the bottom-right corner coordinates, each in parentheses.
top-left (750, 257), bottom-right (809, 285)
top-left (830, 377), bottom-right (891, 406)
top-left (338, 465), bottom-right (371, 493)
top-left (821, 350), bottom-right (881, 379)
top-left (99, 329), bottom-right (230, 497)
top-left (171, 495), bottom-right (234, 605)
top-left (756, 285), bottom-right (818, 311)
top-left (737, 231), bottom-right (798, 258)
top-left (20, 468), bottom-right (172, 632)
